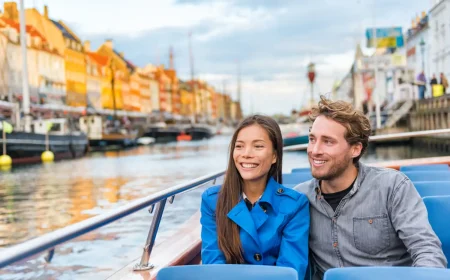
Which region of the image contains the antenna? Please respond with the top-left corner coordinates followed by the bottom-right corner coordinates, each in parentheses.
top-left (237, 60), bottom-right (241, 103)
top-left (169, 46), bottom-right (174, 70)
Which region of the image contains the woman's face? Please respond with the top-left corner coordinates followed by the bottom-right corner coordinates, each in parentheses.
top-left (233, 124), bottom-right (276, 184)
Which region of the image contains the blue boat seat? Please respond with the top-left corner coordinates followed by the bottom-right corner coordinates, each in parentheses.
top-left (402, 171), bottom-right (450, 182)
top-left (423, 195), bottom-right (450, 268)
top-left (283, 173), bottom-right (313, 185)
top-left (400, 164), bottom-right (449, 172)
top-left (156, 264), bottom-right (298, 280)
top-left (291, 167), bottom-right (311, 173)
top-left (323, 267), bottom-right (450, 280)
top-left (413, 181), bottom-right (450, 197)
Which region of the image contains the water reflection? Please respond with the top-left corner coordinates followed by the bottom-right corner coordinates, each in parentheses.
top-left (0, 138), bottom-right (448, 279)
top-left (0, 137), bottom-right (231, 249)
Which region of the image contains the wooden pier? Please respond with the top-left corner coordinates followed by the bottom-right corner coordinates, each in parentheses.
top-left (409, 95), bottom-right (450, 152)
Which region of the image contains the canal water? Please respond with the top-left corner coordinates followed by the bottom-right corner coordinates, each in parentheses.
top-left (0, 135), bottom-right (446, 279)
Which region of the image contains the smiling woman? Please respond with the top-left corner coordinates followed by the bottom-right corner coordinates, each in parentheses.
top-left (199, 114), bottom-right (310, 280)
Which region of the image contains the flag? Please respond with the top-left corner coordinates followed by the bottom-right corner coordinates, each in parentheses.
top-left (45, 121), bottom-right (53, 132)
top-left (1, 121), bottom-right (13, 134)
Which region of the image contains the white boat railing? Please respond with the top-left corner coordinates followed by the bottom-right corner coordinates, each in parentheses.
top-left (2, 128), bottom-right (450, 270)
top-left (0, 170), bottom-right (225, 271)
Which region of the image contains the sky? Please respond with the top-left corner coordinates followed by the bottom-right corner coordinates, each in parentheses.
top-left (17, 0), bottom-right (434, 115)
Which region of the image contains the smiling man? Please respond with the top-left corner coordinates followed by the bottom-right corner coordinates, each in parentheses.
top-left (295, 96), bottom-right (447, 280)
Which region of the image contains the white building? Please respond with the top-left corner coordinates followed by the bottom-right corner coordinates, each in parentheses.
top-left (406, 12), bottom-right (431, 97)
top-left (429, 0), bottom-right (450, 92)
top-left (0, 18), bottom-right (65, 104)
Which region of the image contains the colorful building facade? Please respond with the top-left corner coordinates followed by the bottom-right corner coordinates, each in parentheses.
top-left (51, 20), bottom-right (86, 107)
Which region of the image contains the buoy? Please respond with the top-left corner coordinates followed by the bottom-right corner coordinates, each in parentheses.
top-left (41, 151), bottom-right (54, 163)
top-left (0, 155), bottom-right (12, 167)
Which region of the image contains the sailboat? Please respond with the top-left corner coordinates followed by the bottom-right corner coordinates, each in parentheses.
top-left (0, 0), bottom-right (88, 165)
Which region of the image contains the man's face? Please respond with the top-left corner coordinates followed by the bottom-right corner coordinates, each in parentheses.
top-left (307, 115), bottom-right (362, 180)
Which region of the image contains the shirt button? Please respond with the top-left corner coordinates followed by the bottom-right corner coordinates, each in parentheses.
top-left (277, 188), bottom-right (284, 194)
top-left (333, 242), bottom-right (338, 248)
top-left (368, 219), bottom-right (373, 224)
top-left (254, 253), bottom-right (262, 261)
top-left (332, 218), bottom-right (337, 223)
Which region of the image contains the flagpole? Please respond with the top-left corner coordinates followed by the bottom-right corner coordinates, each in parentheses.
top-left (2, 128), bottom-right (5, 155)
top-left (19, 0), bottom-right (32, 132)
top-left (45, 131), bottom-right (49, 151)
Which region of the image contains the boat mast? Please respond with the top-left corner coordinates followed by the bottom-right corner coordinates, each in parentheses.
top-left (110, 58), bottom-right (117, 121)
top-left (188, 32), bottom-right (197, 124)
top-left (237, 60), bottom-right (241, 103)
top-left (19, 0), bottom-right (31, 132)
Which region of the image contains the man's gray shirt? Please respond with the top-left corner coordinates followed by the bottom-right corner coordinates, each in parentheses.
top-left (295, 163), bottom-right (447, 280)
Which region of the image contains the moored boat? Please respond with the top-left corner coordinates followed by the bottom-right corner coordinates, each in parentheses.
top-left (1, 118), bottom-right (88, 164)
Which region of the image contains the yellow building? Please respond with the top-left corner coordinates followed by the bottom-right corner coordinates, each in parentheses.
top-left (179, 82), bottom-right (194, 117)
top-left (50, 20), bottom-right (86, 107)
top-left (97, 40), bottom-right (133, 110)
top-left (22, 4), bottom-right (65, 55)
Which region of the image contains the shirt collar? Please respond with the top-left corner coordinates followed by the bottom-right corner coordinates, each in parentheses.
top-left (241, 176), bottom-right (279, 207)
top-left (242, 192), bottom-right (262, 201)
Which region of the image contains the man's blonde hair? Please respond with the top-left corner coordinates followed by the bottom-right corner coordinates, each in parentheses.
top-left (309, 95), bottom-right (371, 163)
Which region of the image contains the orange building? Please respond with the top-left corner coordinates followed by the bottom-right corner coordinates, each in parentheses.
top-left (137, 69), bottom-right (152, 113)
top-left (164, 69), bottom-right (180, 115)
top-left (96, 40), bottom-right (132, 110)
top-left (84, 42), bottom-right (110, 110)
top-left (211, 90), bottom-right (218, 120)
top-left (128, 64), bottom-right (142, 112)
top-left (155, 66), bottom-right (170, 112)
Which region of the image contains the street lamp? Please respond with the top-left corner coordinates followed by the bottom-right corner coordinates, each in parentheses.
top-left (419, 37), bottom-right (426, 72)
top-left (307, 63), bottom-right (316, 108)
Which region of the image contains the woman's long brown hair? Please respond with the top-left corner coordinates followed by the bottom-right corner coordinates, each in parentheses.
top-left (215, 115), bottom-right (283, 264)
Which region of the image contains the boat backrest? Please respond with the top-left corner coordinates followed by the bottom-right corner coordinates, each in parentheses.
top-left (283, 173), bottom-right (313, 185)
top-left (156, 264), bottom-right (298, 280)
top-left (400, 164), bottom-right (449, 172)
top-left (413, 181), bottom-right (450, 197)
top-left (291, 168), bottom-right (311, 173)
top-left (402, 171), bottom-right (450, 182)
top-left (423, 195), bottom-right (450, 267)
top-left (323, 267), bottom-right (450, 280)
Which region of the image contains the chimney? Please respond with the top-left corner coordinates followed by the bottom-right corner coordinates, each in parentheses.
top-left (44, 5), bottom-right (49, 19)
top-left (4, 2), bottom-right (19, 21)
top-left (84, 40), bottom-right (90, 52)
top-left (105, 39), bottom-right (113, 49)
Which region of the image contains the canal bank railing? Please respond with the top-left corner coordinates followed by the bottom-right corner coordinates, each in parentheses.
top-left (3, 128), bottom-right (450, 270)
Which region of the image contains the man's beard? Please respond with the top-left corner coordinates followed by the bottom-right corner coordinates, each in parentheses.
top-left (311, 154), bottom-right (353, 181)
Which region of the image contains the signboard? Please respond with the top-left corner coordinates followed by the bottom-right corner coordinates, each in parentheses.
top-left (359, 54), bottom-right (406, 71)
top-left (366, 27), bottom-right (404, 48)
